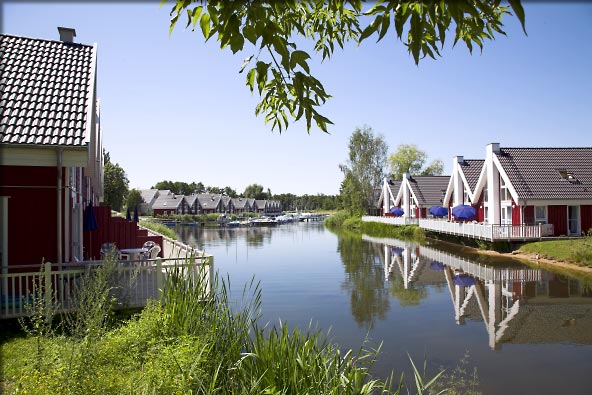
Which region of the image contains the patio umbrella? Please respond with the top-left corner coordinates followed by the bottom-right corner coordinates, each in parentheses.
top-left (133, 205), bottom-right (139, 223)
top-left (83, 200), bottom-right (98, 231)
top-left (429, 205), bottom-right (448, 217)
top-left (83, 200), bottom-right (99, 259)
top-left (429, 261), bottom-right (445, 271)
top-left (453, 273), bottom-right (476, 287)
top-left (391, 247), bottom-right (404, 255)
top-left (390, 207), bottom-right (404, 216)
top-left (126, 207), bottom-right (132, 221)
top-left (451, 205), bottom-right (476, 220)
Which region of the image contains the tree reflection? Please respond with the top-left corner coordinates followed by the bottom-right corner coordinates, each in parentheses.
top-left (337, 232), bottom-right (390, 329)
top-left (389, 275), bottom-right (428, 306)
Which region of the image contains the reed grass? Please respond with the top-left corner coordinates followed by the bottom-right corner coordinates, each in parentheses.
top-left (2, 255), bottom-right (445, 394)
top-left (139, 219), bottom-right (178, 239)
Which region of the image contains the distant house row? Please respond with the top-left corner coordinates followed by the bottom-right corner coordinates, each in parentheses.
top-left (139, 189), bottom-right (282, 217)
top-left (376, 143), bottom-right (592, 238)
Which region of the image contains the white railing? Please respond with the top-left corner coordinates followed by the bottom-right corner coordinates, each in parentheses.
top-left (364, 215), bottom-right (551, 241)
top-left (419, 219), bottom-right (494, 240)
top-left (362, 216), bottom-right (419, 226)
top-left (362, 235), bottom-right (544, 283)
top-left (142, 226), bottom-right (201, 259)
top-left (1, 255), bottom-right (213, 319)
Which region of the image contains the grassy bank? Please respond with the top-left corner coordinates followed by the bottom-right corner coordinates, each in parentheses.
top-left (519, 234), bottom-right (592, 267)
top-left (1, 257), bottom-right (444, 395)
top-left (325, 211), bottom-right (425, 240)
top-left (139, 219), bottom-right (178, 240)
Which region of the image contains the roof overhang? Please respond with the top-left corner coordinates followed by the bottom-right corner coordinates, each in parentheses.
top-left (0, 144), bottom-right (89, 167)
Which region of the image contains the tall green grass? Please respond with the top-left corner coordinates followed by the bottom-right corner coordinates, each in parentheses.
top-left (139, 219), bottom-right (178, 239)
top-left (2, 255), bottom-right (446, 394)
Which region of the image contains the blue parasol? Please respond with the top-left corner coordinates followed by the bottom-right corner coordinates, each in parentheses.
top-left (429, 205), bottom-right (448, 217)
top-left (430, 261), bottom-right (445, 270)
top-left (451, 205), bottom-right (476, 220)
top-left (390, 207), bottom-right (404, 216)
top-left (391, 247), bottom-right (404, 255)
top-left (126, 207), bottom-right (132, 221)
top-left (83, 201), bottom-right (98, 231)
top-left (454, 273), bottom-right (476, 287)
top-left (133, 205), bottom-right (139, 222)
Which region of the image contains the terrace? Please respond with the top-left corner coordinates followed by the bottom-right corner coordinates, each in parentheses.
top-left (1, 234), bottom-right (213, 319)
top-left (362, 216), bottom-right (555, 241)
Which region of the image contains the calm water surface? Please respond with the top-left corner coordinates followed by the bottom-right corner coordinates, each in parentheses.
top-left (176, 222), bottom-right (592, 395)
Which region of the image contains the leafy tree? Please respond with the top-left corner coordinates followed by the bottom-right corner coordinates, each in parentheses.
top-left (388, 144), bottom-right (443, 180)
top-left (339, 126), bottom-right (388, 215)
top-left (243, 183), bottom-right (267, 200)
top-left (194, 182), bottom-right (205, 194)
top-left (152, 180), bottom-right (174, 192)
top-left (103, 150), bottom-right (129, 212)
top-left (224, 186), bottom-right (238, 198)
top-left (421, 159), bottom-right (444, 177)
top-left (166, 0), bottom-right (525, 133)
top-left (125, 189), bottom-right (143, 212)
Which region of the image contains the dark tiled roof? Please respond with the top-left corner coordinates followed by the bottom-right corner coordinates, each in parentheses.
top-left (231, 197), bottom-right (248, 209)
top-left (184, 194), bottom-right (198, 206)
top-left (197, 193), bottom-right (221, 209)
top-left (152, 194), bottom-right (184, 210)
top-left (0, 34), bottom-right (95, 146)
top-left (496, 148), bottom-right (592, 200)
top-left (408, 176), bottom-right (450, 206)
top-left (140, 189), bottom-right (159, 203)
top-left (459, 159), bottom-right (484, 192)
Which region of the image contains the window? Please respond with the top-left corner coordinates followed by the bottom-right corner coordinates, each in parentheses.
top-left (484, 207), bottom-right (489, 224)
top-left (463, 189), bottom-right (471, 205)
top-left (534, 206), bottom-right (547, 224)
top-left (483, 184), bottom-right (488, 203)
top-left (500, 178), bottom-right (511, 201)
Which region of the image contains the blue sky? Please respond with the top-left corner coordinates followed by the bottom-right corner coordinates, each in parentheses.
top-left (4, 2), bottom-right (592, 195)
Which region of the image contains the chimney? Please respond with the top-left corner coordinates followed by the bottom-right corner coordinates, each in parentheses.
top-left (57, 27), bottom-right (76, 43)
top-left (455, 156), bottom-right (464, 164)
top-left (487, 143), bottom-right (501, 154)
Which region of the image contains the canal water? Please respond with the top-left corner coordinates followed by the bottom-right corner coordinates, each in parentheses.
top-left (176, 222), bottom-right (592, 395)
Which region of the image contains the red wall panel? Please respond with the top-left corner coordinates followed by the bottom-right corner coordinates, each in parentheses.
top-left (512, 202), bottom-right (521, 226)
top-left (548, 205), bottom-right (567, 236)
top-left (524, 206), bottom-right (534, 225)
top-left (581, 205), bottom-right (592, 235)
top-left (0, 166), bottom-right (61, 265)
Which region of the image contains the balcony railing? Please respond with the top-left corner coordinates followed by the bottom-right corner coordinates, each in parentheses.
top-left (362, 216), bottom-right (554, 241)
top-left (1, 255), bottom-right (213, 320)
top-left (362, 216), bottom-right (419, 226)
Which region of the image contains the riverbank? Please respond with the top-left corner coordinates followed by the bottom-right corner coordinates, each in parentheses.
top-left (330, 213), bottom-right (592, 275)
top-left (1, 254), bottom-right (442, 394)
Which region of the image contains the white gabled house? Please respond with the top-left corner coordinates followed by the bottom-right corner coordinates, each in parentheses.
top-left (372, 143), bottom-right (592, 240)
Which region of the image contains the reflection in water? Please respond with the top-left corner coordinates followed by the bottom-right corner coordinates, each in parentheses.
top-left (337, 233), bottom-right (390, 329)
top-left (363, 234), bottom-right (592, 350)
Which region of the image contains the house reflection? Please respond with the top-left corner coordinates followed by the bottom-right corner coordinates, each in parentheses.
top-left (363, 235), bottom-right (592, 350)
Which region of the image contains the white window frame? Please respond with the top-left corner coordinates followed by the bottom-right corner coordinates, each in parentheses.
top-left (534, 206), bottom-right (547, 225)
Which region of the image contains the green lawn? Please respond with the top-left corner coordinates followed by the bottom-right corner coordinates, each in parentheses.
top-left (519, 237), bottom-right (592, 267)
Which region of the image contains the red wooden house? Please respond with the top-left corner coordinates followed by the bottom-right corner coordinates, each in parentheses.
top-left (0, 28), bottom-right (104, 266)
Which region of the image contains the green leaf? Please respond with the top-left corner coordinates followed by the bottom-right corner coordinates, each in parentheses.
top-left (230, 33), bottom-right (245, 54)
top-left (359, 15), bottom-right (382, 42)
top-left (290, 50), bottom-right (311, 74)
top-left (192, 6), bottom-right (203, 28)
top-left (245, 68), bottom-right (256, 91)
top-left (508, 0), bottom-right (527, 35)
top-left (243, 25), bottom-right (257, 45)
top-left (200, 13), bottom-right (211, 39)
top-left (377, 12), bottom-right (390, 42)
